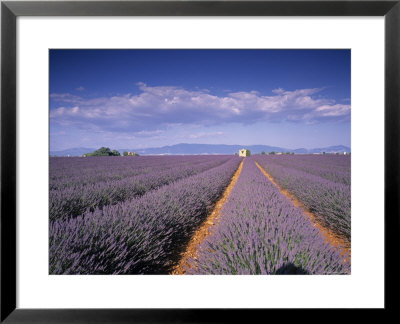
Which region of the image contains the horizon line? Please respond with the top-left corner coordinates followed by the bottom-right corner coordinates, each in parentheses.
top-left (51, 143), bottom-right (351, 152)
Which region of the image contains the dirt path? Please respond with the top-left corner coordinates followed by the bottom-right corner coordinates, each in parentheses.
top-left (170, 159), bottom-right (245, 275)
top-left (255, 162), bottom-right (351, 261)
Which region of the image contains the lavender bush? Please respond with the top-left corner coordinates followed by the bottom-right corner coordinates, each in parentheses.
top-left (254, 155), bottom-right (351, 241)
top-left (50, 156), bottom-right (231, 221)
top-left (186, 160), bottom-right (350, 275)
top-left (49, 157), bottom-right (241, 274)
top-left (254, 155), bottom-right (350, 186)
top-left (50, 156), bottom-right (223, 190)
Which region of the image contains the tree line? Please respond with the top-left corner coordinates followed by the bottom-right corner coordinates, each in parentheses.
top-left (84, 147), bottom-right (140, 157)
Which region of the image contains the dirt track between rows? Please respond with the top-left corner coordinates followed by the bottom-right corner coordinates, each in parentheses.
top-left (255, 162), bottom-right (351, 262)
top-left (170, 159), bottom-right (244, 275)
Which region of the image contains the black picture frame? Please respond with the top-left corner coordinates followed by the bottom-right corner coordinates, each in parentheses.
top-left (1, 0), bottom-right (398, 322)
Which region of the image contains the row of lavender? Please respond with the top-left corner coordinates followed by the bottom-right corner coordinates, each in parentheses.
top-left (256, 154), bottom-right (350, 186)
top-left (253, 155), bottom-right (351, 242)
top-left (50, 156), bottom-right (221, 190)
top-left (186, 160), bottom-right (349, 275)
top-left (50, 156), bottom-right (231, 221)
top-left (50, 157), bottom-right (242, 274)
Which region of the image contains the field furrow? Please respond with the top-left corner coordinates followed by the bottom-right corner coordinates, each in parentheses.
top-left (185, 159), bottom-right (349, 275)
top-left (171, 159), bottom-right (244, 275)
top-left (255, 162), bottom-right (350, 258)
top-left (49, 156), bottom-right (232, 221)
top-left (254, 156), bottom-right (351, 242)
top-left (49, 157), bottom-right (242, 274)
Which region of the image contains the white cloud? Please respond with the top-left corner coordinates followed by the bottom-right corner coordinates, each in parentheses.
top-left (50, 83), bottom-right (350, 133)
top-left (135, 130), bottom-right (164, 137)
top-left (188, 131), bottom-right (225, 139)
top-left (315, 104), bottom-right (351, 116)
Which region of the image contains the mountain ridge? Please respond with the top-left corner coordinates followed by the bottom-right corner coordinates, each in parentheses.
top-left (50, 143), bottom-right (351, 156)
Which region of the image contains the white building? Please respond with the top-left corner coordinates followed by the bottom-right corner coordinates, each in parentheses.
top-left (239, 149), bottom-right (247, 157)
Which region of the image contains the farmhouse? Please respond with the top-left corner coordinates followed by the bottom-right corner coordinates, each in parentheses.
top-left (127, 152), bottom-right (139, 156)
top-left (239, 149), bottom-right (250, 157)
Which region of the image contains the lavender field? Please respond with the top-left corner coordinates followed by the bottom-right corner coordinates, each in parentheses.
top-left (49, 154), bottom-right (350, 275)
top-left (50, 156), bottom-right (232, 221)
top-left (254, 155), bottom-right (351, 242)
top-left (186, 159), bottom-right (350, 274)
top-left (49, 156), bottom-right (241, 274)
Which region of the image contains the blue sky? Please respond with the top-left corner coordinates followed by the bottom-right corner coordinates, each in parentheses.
top-left (50, 49), bottom-right (350, 151)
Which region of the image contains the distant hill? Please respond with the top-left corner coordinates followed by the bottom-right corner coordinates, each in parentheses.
top-left (50, 147), bottom-right (96, 157)
top-left (50, 144), bottom-right (351, 156)
top-left (308, 145), bottom-right (350, 154)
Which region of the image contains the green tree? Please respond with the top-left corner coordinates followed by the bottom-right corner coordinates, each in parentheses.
top-left (245, 149), bottom-right (251, 157)
top-left (123, 151), bottom-right (128, 156)
top-left (85, 147), bottom-right (120, 156)
top-left (96, 147), bottom-right (112, 156)
top-left (261, 151), bottom-right (265, 155)
top-left (269, 151), bottom-right (275, 155)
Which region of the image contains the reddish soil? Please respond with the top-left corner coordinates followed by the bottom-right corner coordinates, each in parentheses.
top-left (170, 160), bottom-right (245, 275)
top-left (255, 162), bottom-right (351, 262)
